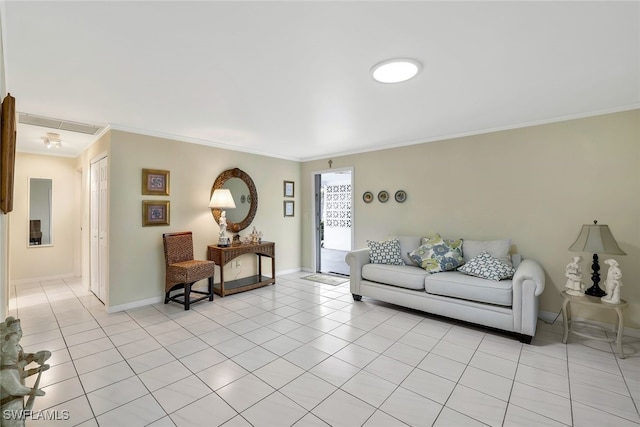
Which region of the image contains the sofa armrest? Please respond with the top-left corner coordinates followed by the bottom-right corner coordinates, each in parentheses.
top-left (345, 248), bottom-right (371, 295)
top-left (513, 259), bottom-right (545, 296)
top-left (512, 258), bottom-right (545, 337)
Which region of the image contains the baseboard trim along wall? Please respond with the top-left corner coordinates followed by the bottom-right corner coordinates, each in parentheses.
top-left (11, 272), bottom-right (76, 286)
top-left (107, 296), bottom-right (164, 313)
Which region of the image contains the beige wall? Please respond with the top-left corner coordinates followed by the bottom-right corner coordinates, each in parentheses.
top-left (10, 153), bottom-right (77, 281)
top-left (10, 110), bottom-right (638, 328)
top-left (99, 130), bottom-right (301, 309)
top-left (301, 110), bottom-right (640, 328)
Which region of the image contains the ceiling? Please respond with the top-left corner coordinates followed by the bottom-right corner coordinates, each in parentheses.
top-left (2, 1), bottom-right (639, 161)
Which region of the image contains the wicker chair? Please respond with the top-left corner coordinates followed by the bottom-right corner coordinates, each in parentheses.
top-left (30, 220), bottom-right (42, 245)
top-left (163, 232), bottom-right (215, 310)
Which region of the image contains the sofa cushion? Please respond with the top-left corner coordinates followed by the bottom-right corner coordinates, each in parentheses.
top-left (362, 264), bottom-right (428, 290)
top-left (409, 234), bottom-right (464, 273)
top-left (391, 235), bottom-right (422, 266)
top-left (463, 239), bottom-right (512, 265)
top-left (367, 239), bottom-right (404, 265)
top-left (425, 271), bottom-right (513, 306)
top-left (458, 251), bottom-right (516, 281)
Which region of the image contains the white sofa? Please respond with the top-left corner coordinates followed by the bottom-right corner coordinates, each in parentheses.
top-left (345, 236), bottom-right (546, 343)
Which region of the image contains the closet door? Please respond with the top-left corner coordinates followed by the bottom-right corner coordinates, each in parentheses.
top-left (90, 156), bottom-right (107, 302)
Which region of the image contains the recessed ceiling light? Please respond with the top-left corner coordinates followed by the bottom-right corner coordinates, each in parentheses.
top-left (371, 58), bottom-right (422, 83)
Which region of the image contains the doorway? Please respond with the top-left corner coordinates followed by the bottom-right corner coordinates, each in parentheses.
top-left (314, 168), bottom-right (353, 276)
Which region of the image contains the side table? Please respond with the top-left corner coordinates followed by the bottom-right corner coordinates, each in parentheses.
top-left (561, 290), bottom-right (628, 358)
top-left (207, 241), bottom-right (275, 297)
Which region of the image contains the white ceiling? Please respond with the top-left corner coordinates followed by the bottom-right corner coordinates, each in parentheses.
top-left (3, 1), bottom-right (639, 161)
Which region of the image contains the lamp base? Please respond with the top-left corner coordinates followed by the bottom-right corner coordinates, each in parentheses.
top-left (584, 253), bottom-right (607, 297)
top-left (217, 237), bottom-right (231, 248)
top-left (584, 284), bottom-right (606, 297)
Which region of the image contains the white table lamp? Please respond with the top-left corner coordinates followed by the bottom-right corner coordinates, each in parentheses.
top-left (209, 189), bottom-right (236, 247)
top-left (569, 220), bottom-right (626, 297)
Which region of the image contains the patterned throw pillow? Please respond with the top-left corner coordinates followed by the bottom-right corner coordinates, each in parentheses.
top-left (458, 251), bottom-right (516, 281)
top-left (367, 239), bottom-right (404, 265)
top-left (409, 234), bottom-right (464, 273)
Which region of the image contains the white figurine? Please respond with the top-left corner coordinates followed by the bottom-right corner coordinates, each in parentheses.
top-left (565, 256), bottom-right (585, 296)
top-left (601, 259), bottom-right (623, 304)
top-left (219, 211), bottom-right (227, 236)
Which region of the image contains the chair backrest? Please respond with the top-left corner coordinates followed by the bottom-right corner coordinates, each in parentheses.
top-left (163, 232), bottom-right (195, 265)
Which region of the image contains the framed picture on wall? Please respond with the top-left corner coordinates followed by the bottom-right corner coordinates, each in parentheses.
top-left (142, 169), bottom-right (170, 196)
top-left (1, 93), bottom-right (16, 214)
top-left (284, 200), bottom-right (294, 217)
top-left (142, 200), bottom-right (170, 226)
top-left (284, 180), bottom-right (294, 197)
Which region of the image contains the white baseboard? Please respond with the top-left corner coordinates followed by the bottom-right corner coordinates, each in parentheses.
top-left (107, 268), bottom-right (304, 313)
top-left (538, 309), bottom-right (640, 338)
top-left (106, 296), bottom-right (164, 313)
top-left (11, 273), bottom-right (76, 286)
top-left (277, 267), bottom-right (305, 276)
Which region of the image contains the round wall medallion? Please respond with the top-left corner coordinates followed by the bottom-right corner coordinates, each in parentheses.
top-left (378, 191), bottom-right (389, 203)
top-left (395, 190), bottom-right (407, 203)
top-left (363, 191), bottom-right (373, 203)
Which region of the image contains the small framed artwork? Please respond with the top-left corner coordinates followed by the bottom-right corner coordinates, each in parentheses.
top-left (142, 169), bottom-right (170, 196)
top-left (142, 200), bottom-right (170, 226)
top-left (394, 190), bottom-right (407, 203)
top-left (284, 200), bottom-right (294, 217)
top-left (284, 180), bottom-right (295, 197)
top-left (378, 190), bottom-right (389, 203)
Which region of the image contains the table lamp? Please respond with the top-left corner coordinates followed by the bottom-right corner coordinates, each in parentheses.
top-left (569, 220), bottom-right (626, 297)
top-left (209, 189), bottom-right (236, 247)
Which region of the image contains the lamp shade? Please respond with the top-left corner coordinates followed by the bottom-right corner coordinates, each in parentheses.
top-left (208, 189), bottom-right (236, 209)
top-left (569, 222), bottom-right (626, 255)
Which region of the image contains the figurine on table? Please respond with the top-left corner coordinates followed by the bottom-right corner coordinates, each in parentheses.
top-left (601, 259), bottom-right (623, 304)
top-left (565, 256), bottom-right (585, 296)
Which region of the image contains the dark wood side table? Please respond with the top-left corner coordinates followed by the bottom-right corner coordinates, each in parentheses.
top-left (207, 241), bottom-right (275, 297)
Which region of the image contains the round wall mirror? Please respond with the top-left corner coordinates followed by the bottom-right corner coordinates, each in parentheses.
top-left (210, 168), bottom-right (257, 233)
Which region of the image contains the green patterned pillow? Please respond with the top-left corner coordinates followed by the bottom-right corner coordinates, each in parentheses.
top-left (409, 234), bottom-right (464, 273)
top-left (367, 239), bottom-right (404, 265)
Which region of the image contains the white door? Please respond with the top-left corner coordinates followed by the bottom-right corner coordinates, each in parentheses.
top-left (90, 156), bottom-right (108, 302)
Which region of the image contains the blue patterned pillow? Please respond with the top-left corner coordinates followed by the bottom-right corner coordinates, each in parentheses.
top-left (458, 251), bottom-right (516, 281)
top-left (409, 234), bottom-right (464, 273)
top-left (367, 239), bottom-right (404, 265)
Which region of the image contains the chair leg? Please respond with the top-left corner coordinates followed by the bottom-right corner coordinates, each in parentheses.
top-left (164, 292), bottom-right (170, 304)
top-left (184, 283), bottom-right (192, 310)
top-left (208, 277), bottom-right (214, 301)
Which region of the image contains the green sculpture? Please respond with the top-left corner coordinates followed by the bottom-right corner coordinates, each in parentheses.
top-left (1, 317), bottom-right (50, 427)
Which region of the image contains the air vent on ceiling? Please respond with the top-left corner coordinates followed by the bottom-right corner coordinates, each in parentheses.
top-left (18, 113), bottom-right (101, 135)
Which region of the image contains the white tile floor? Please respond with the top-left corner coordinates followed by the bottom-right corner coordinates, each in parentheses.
top-left (8, 273), bottom-right (640, 426)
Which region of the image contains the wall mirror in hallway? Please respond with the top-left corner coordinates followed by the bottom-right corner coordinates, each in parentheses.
top-left (28, 177), bottom-right (53, 246)
top-left (210, 167), bottom-right (257, 233)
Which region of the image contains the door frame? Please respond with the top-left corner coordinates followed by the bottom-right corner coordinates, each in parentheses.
top-left (309, 166), bottom-right (354, 274)
top-left (89, 153), bottom-right (108, 303)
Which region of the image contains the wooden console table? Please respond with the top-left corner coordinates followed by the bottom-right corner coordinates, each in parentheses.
top-left (207, 241), bottom-right (275, 297)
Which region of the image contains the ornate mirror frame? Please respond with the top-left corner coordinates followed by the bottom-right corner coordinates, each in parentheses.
top-left (210, 168), bottom-right (258, 233)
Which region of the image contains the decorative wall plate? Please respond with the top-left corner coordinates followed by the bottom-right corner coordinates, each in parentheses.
top-left (363, 191), bottom-right (373, 203)
top-left (378, 190), bottom-right (389, 203)
top-left (395, 190), bottom-right (407, 203)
